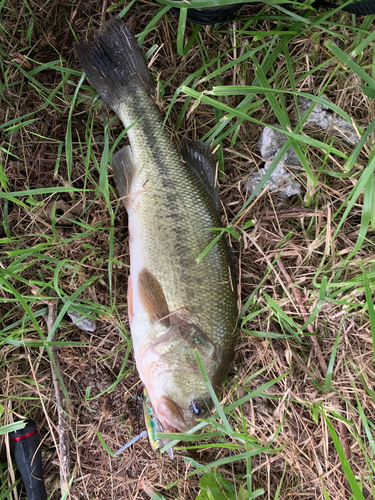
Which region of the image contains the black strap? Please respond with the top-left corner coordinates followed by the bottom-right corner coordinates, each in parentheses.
top-left (171, 0), bottom-right (375, 24)
top-left (312, 0), bottom-right (375, 14)
top-left (172, 0), bottom-right (375, 24)
top-left (171, 4), bottom-right (242, 25)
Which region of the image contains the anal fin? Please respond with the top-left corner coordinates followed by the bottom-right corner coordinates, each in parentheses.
top-left (112, 145), bottom-right (135, 203)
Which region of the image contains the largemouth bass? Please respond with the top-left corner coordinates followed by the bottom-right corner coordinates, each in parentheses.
top-left (75, 17), bottom-right (238, 433)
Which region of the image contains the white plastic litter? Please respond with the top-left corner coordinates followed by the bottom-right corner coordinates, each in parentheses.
top-left (257, 125), bottom-right (299, 165)
top-left (246, 125), bottom-right (302, 199)
top-left (299, 97), bottom-right (361, 146)
top-left (63, 300), bottom-right (97, 332)
top-left (246, 94), bottom-right (362, 199)
top-left (245, 162), bottom-right (302, 200)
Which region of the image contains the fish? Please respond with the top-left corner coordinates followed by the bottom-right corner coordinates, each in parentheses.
top-left (74, 17), bottom-right (238, 435)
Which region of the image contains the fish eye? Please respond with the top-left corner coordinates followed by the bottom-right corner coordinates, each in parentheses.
top-left (191, 400), bottom-right (205, 416)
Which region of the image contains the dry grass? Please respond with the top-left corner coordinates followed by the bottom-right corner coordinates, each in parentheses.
top-left (1, 1), bottom-right (375, 499)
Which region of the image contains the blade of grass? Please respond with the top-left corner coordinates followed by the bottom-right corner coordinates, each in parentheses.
top-left (362, 265), bottom-right (375, 368)
top-left (183, 87), bottom-right (348, 160)
top-left (324, 320), bottom-right (343, 391)
top-left (0, 421), bottom-right (26, 435)
top-left (66, 73), bottom-right (85, 183)
top-left (194, 349), bottom-right (232, 435)
top-left (324, 414), bottom-right (366, 500)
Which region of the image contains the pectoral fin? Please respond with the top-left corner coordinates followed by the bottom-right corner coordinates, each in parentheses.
top-left (138, 268), bottom-right (170, 327)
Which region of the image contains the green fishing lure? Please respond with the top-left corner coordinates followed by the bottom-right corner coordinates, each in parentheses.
top-left (142, 388), bottom-right (173, 459)
top-left (142, 388), bottom-right (162, 453)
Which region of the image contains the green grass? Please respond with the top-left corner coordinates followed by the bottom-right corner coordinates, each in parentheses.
top-left (1, 0), bottom-right (375, 498)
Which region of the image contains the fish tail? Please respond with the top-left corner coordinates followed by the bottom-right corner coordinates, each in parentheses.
top-left (74, 17), bottom-right (154, 112)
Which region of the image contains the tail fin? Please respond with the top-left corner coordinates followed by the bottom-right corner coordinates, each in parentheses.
top-left (74, 17), bottom-right (154, 112)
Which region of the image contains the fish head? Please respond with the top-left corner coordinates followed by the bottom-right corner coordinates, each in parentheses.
top-left (147, 366), bottom-right (213, 432)
top-left (139, 322), bottom-right (217, 432)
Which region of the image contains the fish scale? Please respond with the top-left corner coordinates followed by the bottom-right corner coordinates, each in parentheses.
top-left (75, 17), bottom-right (238, 436)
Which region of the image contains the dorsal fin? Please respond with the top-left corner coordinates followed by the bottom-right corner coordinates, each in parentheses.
top-left (138, 268), bottom-right (170, 327)
top-left (112, 145), bottom-right (135, 203)
top-left (182, 140), bottom-right (220, 214)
